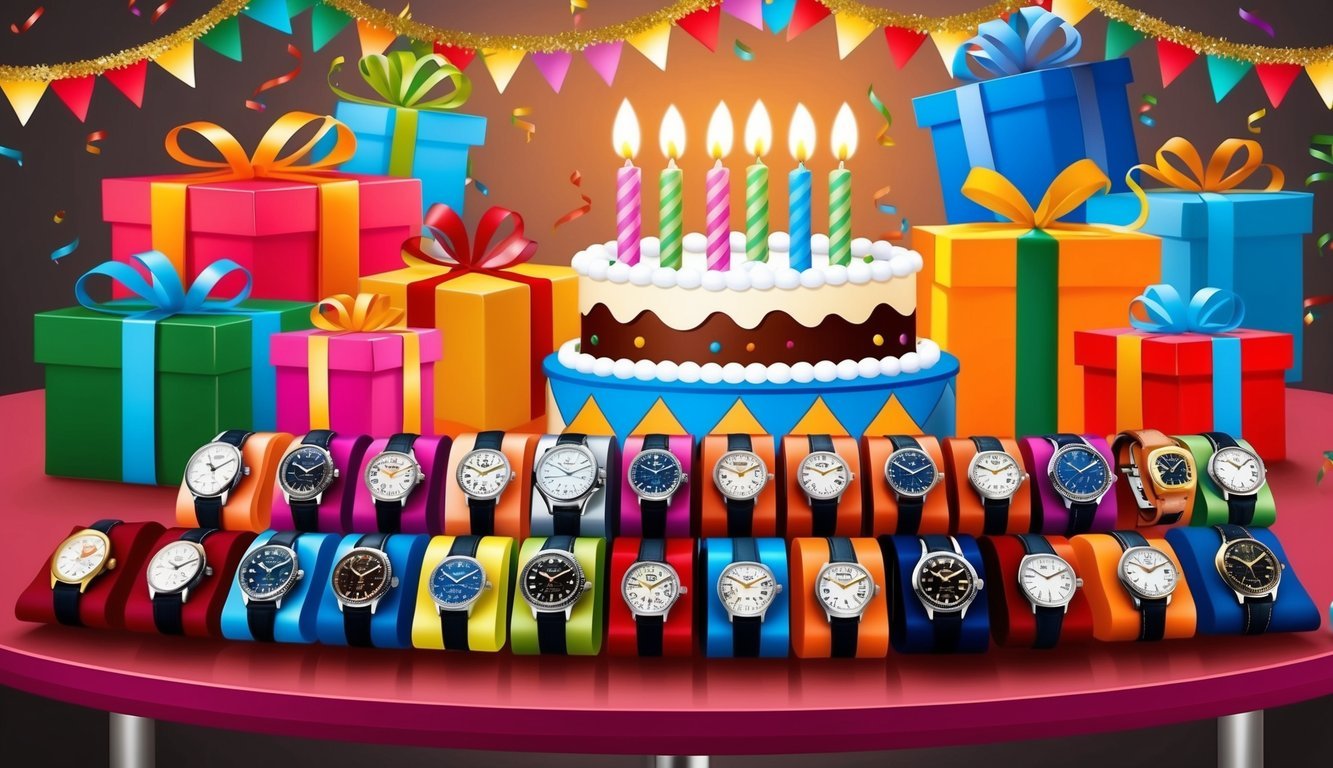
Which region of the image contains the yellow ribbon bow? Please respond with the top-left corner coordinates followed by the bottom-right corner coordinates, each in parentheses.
top-left (961, 158), bottom-right (1112, 229)
top-left (306, 293), bottom-right (423, 434)
top-left (1125, 137), bottom-right (1285, 228)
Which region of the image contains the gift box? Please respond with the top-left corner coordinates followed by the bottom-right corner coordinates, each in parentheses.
top-left (915, 161), bottom-right (1160, 436)
top-left (271, 294), bottom-right (442, 437)
top-left (35, 253), bottom-right (312, 486)
top-left (1084, 137), bottom-right (1312, 381)
top-left (326, 51), bottom-right (486, 217)
top-left (102, 112), bottom-right (422, 303)
top-left (361, 205), bottom-right (577, 431)
top-left (912, 8), bottom-right (1138, 224)
top-left (1075, 285), bottom-right (1292, 460)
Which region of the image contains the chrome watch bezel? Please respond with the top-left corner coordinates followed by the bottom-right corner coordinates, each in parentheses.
top-left (276, 443), bottom-right (337, 501)
top-left (620, 559), bottom-right (684, 617)
top-left (627, 448), bottom-right (686, 502)
top-left (518, 549), bottom-right (588, 613)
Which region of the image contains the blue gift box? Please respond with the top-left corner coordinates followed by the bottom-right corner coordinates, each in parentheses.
top-left (913, 58), bottom-right (1139, 224)
top-left (1086, 190), bottom-right (1313, 381)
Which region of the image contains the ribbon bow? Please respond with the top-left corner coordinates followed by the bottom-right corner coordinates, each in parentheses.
top-left (1130, 284), bottom-right (1246, 334)
top-left (951, 6), bottom-right (1081, 82)
top-left (328, 51), bottom-right (471, 111)
top-left (76, 250), bottom-right (250, 318)
top-left (311, 292), bottom-right (406, 333)
top-left (164, 111), bottom-right (356, 183)
top-left (404, 203), bottom-right (538, 271)
top-left (1125, 137), bottom-right (1285, 228)
top-left (961, 158), bottom-right (1111, 229)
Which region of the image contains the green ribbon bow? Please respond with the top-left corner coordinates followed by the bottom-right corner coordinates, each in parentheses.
top-left (328, 50), bottom-right (471, 111)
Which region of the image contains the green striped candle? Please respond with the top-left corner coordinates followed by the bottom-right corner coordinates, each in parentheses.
top-left (828, 165), bottom-right (851, 267)
top-left (659, 162), bottom-right (683, 269)
top-left (745, 161), bottom-right (769, 262)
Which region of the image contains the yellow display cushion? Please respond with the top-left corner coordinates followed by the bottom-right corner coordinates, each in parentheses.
top-left (411, 536), bottom-right (516, 652)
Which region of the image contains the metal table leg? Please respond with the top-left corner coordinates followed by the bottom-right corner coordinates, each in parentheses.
top-left (1218, 710), bottom-right (1263, 768)
top-left (654, 757), bottom-right (709, 768)
top-left (110, 713), bottom-right (155, 768)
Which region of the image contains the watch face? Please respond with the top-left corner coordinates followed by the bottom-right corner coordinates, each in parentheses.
top-left (278, 445), bottom-right (335, 500)
top-left (912, 552), bottom-right (979, 613)
top-left (968, 450), bottom-right (1024, 500)
top-left (884, 448), bottom-right (939, 498)
top-left (1216, 538), bottom-right (1281, 597)
top-left (799, 451), bottom-right (852, 500)
top-left (456, 448), bottom-right (512, 501)
top-left (628, 449), bottom-right (684, 501)
top-left (429, 555), bottom-right (488, 610)
top-left (331, 548), bottom-right (393, 606)
top-left (1209, 446), bottom-right (1265, 495)
top-left (717, 561), bottom-right (779, 618)
top-left (238, 544), bottom-right (300, 601)
top-left (1118, 546), bottom-right (1178, 600)
top-left (621, 561), bottom-right (683, 616)
top-left (364, 451), bottom-right (420, 503)
top-left (51, 531), bottom-right (110, 583)
top-left (815, 562), bottom-right (874, 618)
top-left (713, 450), bottom-right (769, 501)
top-left (1048, 444), bottom-right (1113, 503)
top-left (534, 445), bottom-right (599, 502)
top-left (1017, 554), bottom-right (1078, 608)
top-left (147, 541), bottom-right (206, 596)
top-left (184, 442), bottom-right (244, 497)
top-left (1148, 448), bottom-right (1194, 490)
top-left (520, 550), bottom-right (586, 611)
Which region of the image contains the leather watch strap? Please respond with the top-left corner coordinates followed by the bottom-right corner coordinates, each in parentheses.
top-left (637, 434), bottom-right (672, 539)
top-left (1215, 525), bottom-right (1274, 635)
top-left (290, 431), bottom-right (334, 532)
top-left (439, 535), bottom-right (482, 651)
top-left (807, 435), bottom-right (839, 536)
top-left (634, 538), bottom-right (669, 657)
top-left (180, 527), bottom-right (213, 544)
top-left (152, 528), bottom-right (213, 635)
top-left (826, 537), bottom-right (859, 658)
top-left (921, 535), bottom-right (963, 652)
top-left (374, 434), bottom-right (418, 535)
top-left (247, 530), bottom-right (300, 642)
top-left (217, 430), bottom-right (252, 447)
top-left (343, 533), bottom-right (391, 648)
top-left (888, 436), bottom-right (924, 534)
top-left (52, 520), bottom-right (121, 627)
top-left (1109, 530), bottom-right (1167, 641)
top-left (970, 437), bottom-right (1010, 535)
top-left (1051, 434), bottom-right (1098, 535)
top-left (535, 536), bottom-right (576, 655)
top-left (557, 433), bottom-right (586, 445)
top-left (548, 435), bottom-right (588, 537)
top-left (724, 434), bottom-right (756, 537)
top-left (1202, 433), bottom-right (1259, 526)
top-left (1015, 534), bottom-right (1065, 649)
top-left (731, 538), bottom-right (763, 658)
top-left (466, 432), bottom-right (505, 535)
top-left (195, 433), bottom-right (249, 530)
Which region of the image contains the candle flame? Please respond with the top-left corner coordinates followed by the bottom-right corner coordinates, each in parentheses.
top-left (612, 99), bottom-right (640, 160)
top-left (659, 104), bottom-right (686, 160)
top-left (744, 100), bottom-right (772, 159)
top-left (831, 102), bottom-right (858, 161)
top-left (788, 103), bottom-right (816, 163)
top-left (706, 102), bottom-right (734, 160)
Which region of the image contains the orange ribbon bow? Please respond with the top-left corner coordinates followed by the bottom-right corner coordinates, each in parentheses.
top-left (1125, 137), bottom-right (1284, 228)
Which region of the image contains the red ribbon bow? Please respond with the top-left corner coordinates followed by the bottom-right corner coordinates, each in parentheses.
top-left (404, 203), bottom-right (537, 272)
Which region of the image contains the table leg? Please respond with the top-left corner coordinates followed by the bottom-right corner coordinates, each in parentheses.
top-left (110, 713), bottom-right (155, 768)
top-left (653, 757), bottom-right (709, 768)
top-left (1218, 710), bottom-right (1263, 768)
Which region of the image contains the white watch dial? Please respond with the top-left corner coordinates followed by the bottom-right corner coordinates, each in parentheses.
top-left (365, 452), bottom-right (420, 502)
top-left (969, 451), bottom-right (1023, 499)
top-left (714, 451), bottom-right (768, 501)
top-left (1120, 547), bottom-right (1178, 599)
top-left (147, 541), bottom-right (205, 594)
top-left (185, 443), bottom-right (242, 497)
top-left (816, 562), bottom-right (873, 617)
top-left (622, 561), bottom-right (681, 616)
top-left (1018, 554), bottom-right (1077, 608)
top-left (717, 562), bottom-right (778, 617)
top-left (799, 452), bottom-right (851, 500)
top-left (535, 445), bottom-right (598, 502)
top-left (457, 449), bottom-right (511, 500)
top-left (1211, 446), bottom-right (1264, 494)
top-left (54, 534), bottom-right (108, 582)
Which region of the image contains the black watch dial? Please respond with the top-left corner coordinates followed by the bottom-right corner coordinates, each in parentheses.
top-left (916, 553), bottom-right (976, 611)
top-left (332, 550), bottom-right (392, 605)
top-left (522, 552), bottom-right (583, 610)
top-left (1219, 539), bottom-right (1281, 596)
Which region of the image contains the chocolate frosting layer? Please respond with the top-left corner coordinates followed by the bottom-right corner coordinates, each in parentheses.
top-left (581, 303), bottom-right (915, 365)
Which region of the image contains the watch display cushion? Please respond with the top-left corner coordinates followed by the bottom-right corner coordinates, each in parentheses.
top-left (270, 434), bottom-right (373, 533)
top-left (1069, 534), bottom-right (1198, 642)
top-left (315, 533), bottom-right (429, 648)
top-left (977, 535), bottom-right (1093, 648)
top-left (701, 537), bottom-right (790, 658)
top-left (698, 435), bottom-right (780, 538)
top-left (16, 521), bottom-right (165, 630)
top-left (220, 530), bottom-right (340, 643)
top-left (780, 436), bottom-right (865, 538)
top-left (618, 435), bottom-right (695, 539)
top-left (942, 437), bottom-right (1033, 536)
top-left (607, 538), bottom-right (696, 657)
top-left (509, 536), bottom-right (606, 656)
top-left (122, 528), bottom-right (257, 638)
top-left (1017, 435), bottom-right (1119, 536)
top-left (881, 534), bottom-right (991, 654)
top-left (1174, 434), bottom-right (1278, 528)
top-left (790, 538), bottom-right (889, 658)
top-left (410, 535), bottom-right (516, 652)
top-left (527, 435), bottom-right (621, 540)
top-left (174, 432), bottom-right (294, 532)
top-left (351, 435), bottom-right (452, 535)
top-left (442, 433), bottom-right (540, 540)
top-left (862, 435), bottom-right (951, 535)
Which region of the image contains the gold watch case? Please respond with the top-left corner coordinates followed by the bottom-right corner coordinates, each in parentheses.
top-left (1145, 446), bottom-right (1197, 492)
top-left (49, 529), bottom-right (117, 592)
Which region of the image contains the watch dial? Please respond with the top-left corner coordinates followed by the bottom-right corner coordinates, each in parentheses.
top-left (365, 452), bottom-right (419, 502)
top-left (147, 542), bottom-right (205, 594)
top-left (1119, 547), bottom-right (1177, 599)
top-left (717, 562), bottom-right (778, 617)
top-left (535, 446), bottom-right (598, 502)
top-left (800, 452), bottom-right (851, 500)
top-left (332, 550), bottom-right (391, 605)
top-left (1018, 554), bottom-right (1077, 608)
top-left (622, 562), bottom-right (681, 615)
top-left (713, 451), bottom-right (768, 501)
top-left (969, 451), bottom-right (1023, 499)
top-left (456, 449), bottom-right (511, 501)
top-left (1151, 451), bottom-right (1193, 488)
top-left (628, 450), bottom-right (683, 500)
top-left (429, 556), bottom-right (487, 609)
top-left (915, 553), bottom-right (976, 611)
top-left (238, 545), bottom-right (299, 601)
top-left (1051, 445), bottom-right (1111, 502)
top-left (1211, 446), bottom-right (1264, 494)
top-left (185, 443), bottom-right (242, 497)
top-left (816, 563), bottom-right (873, 617)
top-left (1219, 539), bottom-right (1280, 595)
top-left (280, 446), bottom-right (333, 499)
top-left (885, 448), bottom-right (938, 497)
top-left (522, 552), bottom-right (584, 609)
top-left (53, 534), bottom-right (108, 582)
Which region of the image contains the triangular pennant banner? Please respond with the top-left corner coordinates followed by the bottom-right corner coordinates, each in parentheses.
top-left (481, 48), bottom-right (525, 93)
top-left (930, 29), bottom-right (975, 69)
top-left (583, 42), bottom-right (623, 86)
top-left (287, 0), bottom-right (318, 14)
top-left (883, 27), bottom-right (928, 69)
top-left (243, 0), bottom-right (293, 33)
top-left (310, 3), bottom-right (352, 51)
top-left (155, 41), bottom-right (197, 87)
top-left (1255, 62), bottom-right (1304, 108)
top-left (1306, 61), bottom-right (1333, 110)
top-left (104, 61), bottom-right (149, 107)
top-left (1050, 0), bottom-right (1095, 25)
top-left (763, 0), bottom-right (797, 34)
top-left (744, 392), bottom-right (820, 439)
top-left (434, 44), bottom-right (477, 70)
top-left (1104, 19), bottom-right (1144, 60)
top-left (786, 0), bottom-right (830, 41)
top-left (199, 15), bottom-right (243, 61)
top-left (662, 391), bottom-right (741, 437)
top-left (833, 13), bottom-right (877, 59)
top-left (722, 0), bottom-right (763, 30)
top-left (49, 76), bottom-right (95, 122)
top-left (531, 52), bottom-right (573, 93)
top-left (356, 19), bottom-right (397, 58)
top-left (678, 5), bottom-right (722, 52)
top-left (1205, 55), bottom-right (1253, 102)
top-left (0, 79), bottom-right (48, 126)
top-left (824, 389), bottom-right (897, 438)
top-left (597, 388), bottom-right (665, 442)
top-left (1157, 39), bottom-right (1199, 87)
top-left (920, 383), bottom-right (956, 437)
top-left (627, 22), bottom-right (671, 70)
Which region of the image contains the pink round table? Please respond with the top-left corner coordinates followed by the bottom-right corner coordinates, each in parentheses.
top-left (1, 389), bottom-right (1330, 765)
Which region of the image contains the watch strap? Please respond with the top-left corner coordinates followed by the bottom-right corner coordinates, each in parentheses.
top-left (970, 436), bottom-right (1004, 453)
top-left (807, 435), bottom-right (841, 537)
top-left (733, 537), bottom-right (759, 563)
top-left (639, 498), bottom-right (668, 539)
top-left (557, 432), bottom-right (586, 446)
top-left (639, 538), bottom-right (667, 563)
top-left (1050, 433), bottom-right (1083, 448)
top-left (1109, 530), bottom-right (1150, 550)
top-left (728, 434), bottom-right (753, 452)
top-left (1215, 524), bottom-right (1251, 545)
top-left (90, 519), bottom-right (121, 535)
top-left (194, 496), bottom-right (224, 531)
top-left (1227, 494), bottom-right (1258, 526)
top-left (1066, 501), bottom-right (1097, 536)
top-left (1203, 432), bottom-right (1239, 451)
top-left (1108, 530), bottom-right (1165, 641)
top-left (636, 615), bottom-right (665, 656)
top-left (932, 611), bottom-right (963, 652)
top-left (551, 506), bottom-right (582, 536)
top-left (725, 497), bottom-right (754, 537)
top-left (302, 429), bottom-right (335, 449)
top-left (1015, 534), bottom-right (1056, 556)
top-left (179, 528), bottom-right (213, 544)
top-left (438, 536), bottom-right (484, 651)
top-left (536, 609), bottom-right (568, 654)
top-left (246, 599), bottom-right (278, 642)
top-left (269, 530), bottom-right (301, 549)
top-left (344, 605), bottom-right (374, 647)
top-left (52, 582), bottom-right (83, 627)
top-left (474, 430), bottom-right (504, 451)
top-left (808, 434), bottom-right (836, 452)
top-left (375, 499), bottom-right (403, 534)
top-left (385, 432), bottom-right (419, 454)
top-left (216, 429), bottom-right (252, 447)
top-left (732, 616), bottom-right (761, 657)
top-left (1031, 606), bottom-right (1065, 650)
top-left (888, 436), bottom-right (925, 534)
top-left (152, 593), bottom-right (185, 635)
top-left (467, 496), bottom-right (497, 536)
top-left (357, 532), bottom-right (391, 551)
top-left (827, 537), bottom-right (856, 564)
top-left (289, 500), bottom-right (320, 533)
top-left (981, 497), bottom-right (1009, 536)
top-left (1243, 595), bottom-right (1275, 635)
top-left (825, 536), bottom-right (860, 657)
top-left (643, 434), bottom-right (669, 451)
top-left (888, 435), bottom-right (922, 451)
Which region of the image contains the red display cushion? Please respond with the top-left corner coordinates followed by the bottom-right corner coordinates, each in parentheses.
top-left (15, 521), bottom-right (165, 629)
top-left (607, 538), bottom-right (695, 657)
top-left (977, 534), bottom-right (1094, 648)
top-left (121, 529), bottom-right (257, 638)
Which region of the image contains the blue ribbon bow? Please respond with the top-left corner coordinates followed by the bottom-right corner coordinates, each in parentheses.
top-left (951, 6), bottom-right (1082, 82)
top-left (1129, 284), bottom-right (1246, 335)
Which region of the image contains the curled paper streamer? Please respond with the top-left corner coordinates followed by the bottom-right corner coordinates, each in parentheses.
top-left (1246, 108), bottom-right (1266, 134)
top-left (465, 158), bottom-right (489, 196)
top-left (872, 184), bottom-right (906, 241)
top-left (554, 170), bottom-right (591, 231)
top-left (9, 6), bottom-right (43, 34)
top-left (246, 44), bottom-right (303, 112)
top-left (570, 0), bottom-right (588, 13)
top-left (150, 0), bottom-right (177, 23)
top-left (1237, 8), bottom-right (1276, 38)
top-left (85, 130), bottom-right (107, 155)
top-left (1306, 134), bottom-right (1333, 251)
top-left (53, 209), bottom-right (65, 223)
top-left (867, 85), bottom-right (894, 147)
top-left (0, 145), bottom-right (21, 166)
top-left (511, 107), bottom-right (535, 143)
top-left (1138, 94), bottom-right (1157, 127)
top-left (733, 39), bottom-right (754, 61)
top-left (50, 237), bottom-right (79, 263)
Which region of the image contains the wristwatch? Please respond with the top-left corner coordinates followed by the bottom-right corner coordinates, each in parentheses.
top-left (364, 433), bottom-right (425, 533)
top-left (1112, 429), bottom-right (1195, 526)
top-left (519, 536), bottom-right (592, 654)
top-left (1045, 434), bottom-right (1114, 536)
top-left (713, 435), bottom-right (770, 537)
top-left (455, 431), bottom-right (514, 536)
top-left (626, 435), bottom-right (686, 539)
top-left (1013, 534), bottom-right (1082, 649)
top-left (49, 519), bottom-right (121, 626)
top-left (183, 430), bottom-right (253, 529)
top-left (1110, 530), bottom-right (1177, 641)
top-left (965, 437), bottom-right (1027, 535)
top-left (277, 430), bottom-right (340, 532)
top-left (1213, 525), bottom-right (1283, 635)
top-left (716, 538), bottom-right (782, 658)
top-left (797, 435), bottom-right (854, 536)
top-left (330, 532), bottom-right (399, 648)
top-left (237, 531), bottom-right (305, 642)
top-left (621, 538), bottom-right (687, 656)
top-left (1203, 432), bottom-right (1266, 526)
top-left (532, 434), bottom-right (606, 537)
top-left (883, 435), bottom-right (943, 534)
top-left (146, 528), bottom-right (216, 635)
top-left (815, 537), bottom-right (880, 658)
top-left (910, 535), bottom-right (983, 652)
top-left (428, 535), bottom-right (494, 651)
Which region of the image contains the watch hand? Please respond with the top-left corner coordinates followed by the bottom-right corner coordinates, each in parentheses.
top-left (839, 575), bottom-right (868, 589)
top-left (737, 464), bottom-right (759, 477)
top-left (171, 557), bottom-right (199, 571)
top-left (476, 463), bottom-right (506, 476)
top-left (214, 457), bottom-right (236, 471)
top-left (551, 568), bottom-right (573, 581)
top-left (361, 564), bottom-right (382, 576)
top-left (647, 577), bottom-right (673, 591)
top-left (725, 575), bottom-right (749, 587)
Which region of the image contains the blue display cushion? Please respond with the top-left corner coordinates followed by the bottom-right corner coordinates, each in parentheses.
top-left (315, 533), bottom-right (429, 649)
top-left (221, 531), bottom-right (339, 643)
top-left (701, 538), bottom-right (791, 658)
top-left (912, 58), bottom-right (1138, 224)
top-left (1164, 527), bottom-right (1321, 636)
top-left (882, 535), bottom-right (991, 653)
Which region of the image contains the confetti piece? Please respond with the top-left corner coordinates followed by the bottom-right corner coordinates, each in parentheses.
top-left (246, 44), bottom-right (302, 111)
top-left (1318, 450), bottom-right (1333, 484)
top-left (53, 209), bottom-right (65, 223)
top-left (511, 107), bottom-right (535, 142)
top-left (554, 170), bottom-right (591, 231)
top-left (734, 39), bottom-right (754, 61)
top-left (1246, 108), bottom-right (1266, 134)
top-left (872, 184), bottom-right (907, 241)
top-left (85, 130), bottom-right (107, 155)
top-left (570, 0), bottom-right (588, 12)
top-left (150, 0), bottom-right (177, 23)
top-left (9, 6), bottom-right (43, 34)
top-left (1305, 295), bottom-right (1333, 325)
top-left (50, 237), bottom-right (79, 263)
top-left (1237, 8), bottom-right (1276, 38)
top-left (465, 157), bottom-right (489, 196)
top-left (867, 85), bottom-right (894, 148)
top-left (0, 145), bottom-right (21, 166)
top-left (1138, 93), bottom-right (1158, 127)
top-left (1306, 134), bottom-right (1333, 185)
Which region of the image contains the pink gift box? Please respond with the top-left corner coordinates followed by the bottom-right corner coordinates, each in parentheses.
top-left (271, 328), bottom-right (442, 437)
top-left (102, 174), bottom-right (422, 302)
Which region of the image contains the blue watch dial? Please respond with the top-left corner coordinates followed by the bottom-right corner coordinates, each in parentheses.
top-left (238, 545), bottom-right (299, 601)
top-left (280, 446), bottom-right (333, 499)
top-left (1152, 452), bottom-right (1193, 487)
top-left (628, 449), bottom-right (683, 500)
top-left (885, 448), bottom-right (937, 497)
top-left (430, 556), bottom-right (486, 610)
top-left (1051, 445), bottom-right (1110, 501)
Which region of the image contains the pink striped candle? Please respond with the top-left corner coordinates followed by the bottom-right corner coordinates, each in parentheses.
top-left (705, 160), bottom-right (730, 271)
top-left (616, 161), bottom-right (642, 264)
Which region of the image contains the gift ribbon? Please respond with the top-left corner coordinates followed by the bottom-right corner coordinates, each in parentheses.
top-left (1128, 284), bottom-right (1246, 334)
top-left (306, 293), bottom-right (422, 433)
top-left (149, 112), bottom-right (361, 297)
top-left (74, 251), bottom-right (281, 485)
top-left (401, 203), bottom-right (550, 418)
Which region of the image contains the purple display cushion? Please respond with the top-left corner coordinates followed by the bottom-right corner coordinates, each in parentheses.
top-left (618, 434), bottom-right (694, 538)
top-left (1019, 434), bottom-right (1119, 535)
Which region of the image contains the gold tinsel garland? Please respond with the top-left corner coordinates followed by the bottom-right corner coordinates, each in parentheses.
top-left (1087, 0), bottom-right (1333, 65)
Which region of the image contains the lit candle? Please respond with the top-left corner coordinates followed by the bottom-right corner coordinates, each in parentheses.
top-left (743, 100), bottom-right (772, 263)
top-left (787, 104), bottom-right (817, 272)
top-left (658, 105), bottom-right (686, 270)
top-left (704, 102), bottom-right (734, 272)
top-left (612, 99), bottom-right (642, 265)
top-left (828, 102), bottom-right (858, 268)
